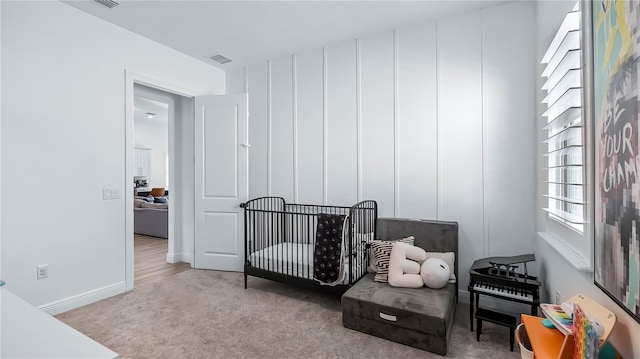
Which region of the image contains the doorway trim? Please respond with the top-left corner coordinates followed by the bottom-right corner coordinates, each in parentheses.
top-left (125, 70), bottom-right (196, 291)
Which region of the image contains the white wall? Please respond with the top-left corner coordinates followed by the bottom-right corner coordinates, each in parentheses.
top-left (177, 97), bottom-right (195, 263)
top-left (536, 1), bottom-right (640, 357)
top-left (134, 119), bottom-right (168, 189)
top-left (0, 1), bottom-right (224, 310)
top-left (227, 1), bottom-right (537, 295)
top-left (133, 84), bottom-right (170, 191)
top-left (0, 0), bottom-right (3, 287)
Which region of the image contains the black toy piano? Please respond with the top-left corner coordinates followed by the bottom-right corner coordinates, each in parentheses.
top-left (468, 254), bottom-right (541, 331)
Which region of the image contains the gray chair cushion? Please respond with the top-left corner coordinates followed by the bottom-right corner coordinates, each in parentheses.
top-left (342, 273), bottom-right (456, 337)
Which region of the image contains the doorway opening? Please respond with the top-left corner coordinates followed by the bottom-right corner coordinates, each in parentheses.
top-left (125, 71), bottom-right (247, 288)
top-left (133, 84), bottom-right (190, 286)
top-left (126, 77), bottom-right (194, 290)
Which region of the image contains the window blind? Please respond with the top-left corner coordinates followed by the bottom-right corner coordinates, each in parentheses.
top-left (541, 2), bottom-right (584, 232)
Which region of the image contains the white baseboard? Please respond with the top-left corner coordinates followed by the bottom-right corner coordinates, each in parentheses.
top-left (166, 252), bottom-right (192, 264)
top-left (458, 289), bottom-right (537, 316)
top-left (39, 282), bottom-right (126, 316)
top-left (166, 252), bottom-right (179, 263)
top-left (181, 252), bottom-right (192, 264)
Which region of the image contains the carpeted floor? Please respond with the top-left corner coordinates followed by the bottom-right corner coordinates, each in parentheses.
top-left (56, 269), bottom-right (521, 359)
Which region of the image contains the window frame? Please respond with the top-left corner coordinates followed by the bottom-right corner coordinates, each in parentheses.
top-left (539, 0), bottom-right (594, 271)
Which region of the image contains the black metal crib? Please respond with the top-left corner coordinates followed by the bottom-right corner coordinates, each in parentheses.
top-left (242, 197), bottom-right (377, 293)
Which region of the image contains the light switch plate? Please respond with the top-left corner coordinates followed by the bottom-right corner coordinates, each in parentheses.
top-left (103, 188), bottom-right (121, 200)
top-left (37, 264), bottom-right (48, 279)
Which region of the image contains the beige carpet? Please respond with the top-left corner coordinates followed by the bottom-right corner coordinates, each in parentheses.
top-left (56, 270), bottom-right (521, 359)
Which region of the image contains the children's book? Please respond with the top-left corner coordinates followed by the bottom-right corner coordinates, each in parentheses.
top-left (540, 303), bottom-right (574, 335)
top-left (573, 303), bottom-right (599, 359)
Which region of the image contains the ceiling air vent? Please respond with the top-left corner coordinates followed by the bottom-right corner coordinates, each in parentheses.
top-left (208, 54), bottom-right (232, 65)
top-left (94, 0), bottom-right (120, 9)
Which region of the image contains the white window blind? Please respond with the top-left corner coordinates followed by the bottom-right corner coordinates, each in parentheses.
top-left (541, 2), bottom-right (584, 233)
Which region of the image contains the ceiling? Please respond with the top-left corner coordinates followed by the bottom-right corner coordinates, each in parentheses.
top-left (63, 0), bottom-right (513, 71)
top-left (134, 96), bottom-right (168, 125)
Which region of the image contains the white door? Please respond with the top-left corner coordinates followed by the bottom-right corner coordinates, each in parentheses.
top-left (194, 94), bottom-right (248, 271)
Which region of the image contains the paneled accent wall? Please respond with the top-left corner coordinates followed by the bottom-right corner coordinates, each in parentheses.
top-left (482, 3), bottom-right (536, 257)
top-left (325, 40), bottom-right (358, 206)
top-left (396, 22), bottom-right (438, 220)
top-left (437, 11), bottom-right (485, 283)
top-left (227, 1), bottom-right (536, 292)
top-left (296, 48), bottom-right (324, 204)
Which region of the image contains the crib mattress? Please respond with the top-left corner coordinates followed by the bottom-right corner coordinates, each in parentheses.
top-left (249, 242), bottom-right (365, 284)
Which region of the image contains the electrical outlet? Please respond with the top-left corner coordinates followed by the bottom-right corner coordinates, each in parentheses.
top-left (37, 264), bottom-right (48, 279)
top-left (555, 290), bottom-right (561, 305)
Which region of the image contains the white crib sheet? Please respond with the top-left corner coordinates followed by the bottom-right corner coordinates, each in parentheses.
top-left (249, 242), bottom-right (365, 283)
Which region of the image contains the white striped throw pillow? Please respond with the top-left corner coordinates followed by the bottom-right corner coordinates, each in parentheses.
top-left (371, 236), bottom-right (415, 282)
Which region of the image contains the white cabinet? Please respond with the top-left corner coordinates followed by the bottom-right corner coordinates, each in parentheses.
top-left (134, 147), bottom-right (152, 177)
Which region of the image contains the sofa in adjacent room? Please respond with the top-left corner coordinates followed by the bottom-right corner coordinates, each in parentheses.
top-left (133, 197), bottom-right (168, 239)
top-left (342, 217), bottom-right (459, 356)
